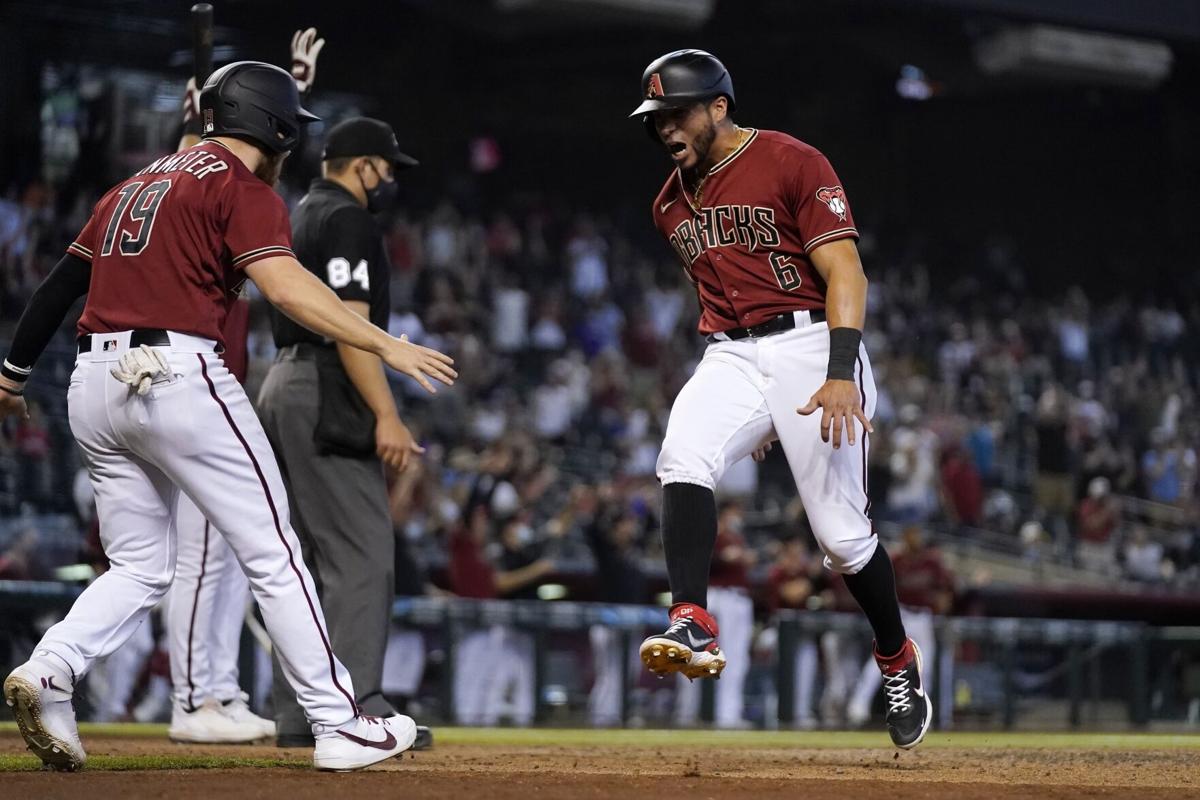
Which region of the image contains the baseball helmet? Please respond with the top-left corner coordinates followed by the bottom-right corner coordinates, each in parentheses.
top-left (628, 49), bottom-right (736, 119)
top-left (200, 61), bottom-right (319, 154)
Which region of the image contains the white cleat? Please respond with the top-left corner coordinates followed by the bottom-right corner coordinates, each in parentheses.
top-left (3, 658), bottom-right (87, 772)
top-left (218, 693), bottom-right (276, 740)
top-left (313, 713), bottom-right (417, 772)
top-left (169, 698), bottom-right (268, 744)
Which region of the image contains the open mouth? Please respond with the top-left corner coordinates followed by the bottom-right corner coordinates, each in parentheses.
top-left (667, 141), bottom-right (688, 159)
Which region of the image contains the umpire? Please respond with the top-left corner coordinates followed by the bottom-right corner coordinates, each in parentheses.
top-left (257, 117), bottom-right (421, 747)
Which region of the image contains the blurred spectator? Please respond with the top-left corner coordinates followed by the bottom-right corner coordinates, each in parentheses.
top-left (1123, 526), bottom-right (1166, 583)
top-left (0, 528), bottom-right (48, 580)
top-left (763, 536), bottom-right (822, 728)
top-left (939, 443), bottom-right (983, 528)
top-left (1034, 385), bottom-right (1076, 537)
top-left (1075, 477), bottom-right (1120, 575)
top-left (1141, 429), bottom-right (1197, 506)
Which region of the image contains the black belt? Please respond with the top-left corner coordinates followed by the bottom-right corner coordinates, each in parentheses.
top-left (713, 309), bottom-right (826, 342)
top-left (78, 329), bottom-right (171, 353)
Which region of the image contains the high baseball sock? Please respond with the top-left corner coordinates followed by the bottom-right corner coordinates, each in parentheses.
top-left (842, 543), bottom-right (907, 656)
top-left (661, 482), bottom-right (718, 608)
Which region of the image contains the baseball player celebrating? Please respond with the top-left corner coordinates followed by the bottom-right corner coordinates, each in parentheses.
top-left (630, 49), bottom-right (931, 749)
top-left (0, 61), bottom-right (455, 772)
top-left (160, 27), bottom-right (325, 747)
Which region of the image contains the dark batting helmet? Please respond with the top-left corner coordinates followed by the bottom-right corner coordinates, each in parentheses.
top-left (628, 49), bottom-right (736, 119)
top-left (200, 61), bottom-right (319, 154)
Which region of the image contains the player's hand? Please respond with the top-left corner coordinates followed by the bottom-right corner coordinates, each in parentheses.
top-left (381, 335), bottom-right (457, 394)
top-left (110, 345), bottom-right (171, 396)
top-left (290, 27), bottom-right (325, 95)
top-left (797, 379), bottom-right (873, 449)
top-left (376, 414), bottom-right (424, 471)
top-left (182, 76), bottom-right (200, 124)
top-left (751, 438), bottom-right (777, 462)
top-left (0, 381), bottom-right (28, 421)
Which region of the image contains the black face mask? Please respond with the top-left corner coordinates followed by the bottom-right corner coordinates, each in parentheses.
top-left (360, 160), bottom-right (398, 214)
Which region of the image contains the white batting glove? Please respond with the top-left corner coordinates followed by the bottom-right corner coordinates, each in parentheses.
top-left (182, 76), bottom-right (200, 124)
top-left (110, 345), bottom-right (171, 396)
top-left (290, 27), bottom-right (325, 95)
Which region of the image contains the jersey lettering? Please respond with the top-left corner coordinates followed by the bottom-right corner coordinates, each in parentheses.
top-left (100, 179), bottom-right (173, 257)
top-left (669, 204), bottom-right (782, 263)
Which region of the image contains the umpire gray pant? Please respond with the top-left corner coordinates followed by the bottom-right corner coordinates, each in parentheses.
top-left (256, 353), bottom-right (395, 736)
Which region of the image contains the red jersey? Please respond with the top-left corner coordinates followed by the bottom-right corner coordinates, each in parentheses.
top-left (709, 528), bottom-right (750, 589)
top-left (892, 547), bottom-right (954, 611)
top-left (652, 129), bottom-right (858, 335)
top-left (68, 140), bottom-right (293, 346)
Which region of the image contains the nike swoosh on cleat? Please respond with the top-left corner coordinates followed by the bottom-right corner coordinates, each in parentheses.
top-left (45, 676), bottom-right (67, 693)
top-left (335, 728), bottom-right (397, 750)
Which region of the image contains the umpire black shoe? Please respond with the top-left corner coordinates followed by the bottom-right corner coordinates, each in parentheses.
top-left (640, 603), bottom-right (726, 680)
top-left (413, 725), bottom-right (433, 750)
top-left (874, 638), bottom-right (933, 750)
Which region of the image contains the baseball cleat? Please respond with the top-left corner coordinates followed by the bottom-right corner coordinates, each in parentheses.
top-left (169, 697), bottom-right (269, 744)
top-left (4, 657), bottom-right (87, 772)
top-left (219, 693), bottom-right (277, 740)
top-left (875, 638), bottom-right (933, 750)
top-left (312, 713), bottom-right (417, 771)
top-left (640, 603), bottom-right (726, 681)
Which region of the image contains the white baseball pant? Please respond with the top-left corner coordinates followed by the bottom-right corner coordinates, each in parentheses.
top-left (165, 492), bottom-right (251, 709)
top-left (657, 312), bottom-right (878, 574)
top-left (35, 331), bottom-right (357, 729)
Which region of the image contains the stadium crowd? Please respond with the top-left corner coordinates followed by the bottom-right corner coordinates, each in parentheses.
top-left (2, 173), bottom-right (1200, 597)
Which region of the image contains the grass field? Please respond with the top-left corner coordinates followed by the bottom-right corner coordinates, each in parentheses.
top-left (2, 722), bottom-right (1198, 798)
top-left (3, 721), bottom-right (1200, 767)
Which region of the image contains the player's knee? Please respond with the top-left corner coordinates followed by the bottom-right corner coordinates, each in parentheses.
top-left (821, 534), bottom-right (878, 575)
top-left (656, 437), bottom-right (717, 489)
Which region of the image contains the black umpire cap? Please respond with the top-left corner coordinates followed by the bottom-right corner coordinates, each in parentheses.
top-left (322, 117), bottom-right (418, 169)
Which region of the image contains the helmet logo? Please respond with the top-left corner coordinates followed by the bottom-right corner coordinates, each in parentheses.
top-left (646, 73), bottom-right (665, 99)
top-left (816, 186), bottom-right (848, 221)
top-left (203, 108), bottom-right (214, 134)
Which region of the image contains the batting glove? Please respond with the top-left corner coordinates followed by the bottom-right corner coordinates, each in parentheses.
top-left (110, 345), bottom-right (171, 396)
top-left (291, 27), bottom-right (325, 95)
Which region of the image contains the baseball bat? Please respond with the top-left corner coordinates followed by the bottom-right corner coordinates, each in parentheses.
top-left (191, 3), bottom-right (214, 85)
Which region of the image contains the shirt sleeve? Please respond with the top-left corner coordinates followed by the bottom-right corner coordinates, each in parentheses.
top-left (66, 207), bottom-right (103, 262)
top-left (221, 178), bottom-right (295, 270)
top-left (790, 151), bottom-right (858, 254)
top-left (318, 207), bottom-right (378, 304)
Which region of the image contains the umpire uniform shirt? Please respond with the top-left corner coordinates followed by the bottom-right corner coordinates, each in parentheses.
top-left (273, 179), bottom-right (391, 344)
top-left (257, 177), bottom-right (398, 738)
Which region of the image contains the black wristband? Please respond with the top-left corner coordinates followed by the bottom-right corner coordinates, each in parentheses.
top-left (0, 383), bottom-right (24, 398)
top-left (827, 327), bottom-right (862, 382)
top-left (2, 359), bottom-right (32, 384)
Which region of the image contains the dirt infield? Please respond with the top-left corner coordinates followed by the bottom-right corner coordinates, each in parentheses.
top-left (2, 729), bottom-right (1198, 799)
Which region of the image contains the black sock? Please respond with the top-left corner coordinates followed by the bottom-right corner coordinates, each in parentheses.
top-left (661, 482), bottom-right (717, 607)
top-left (841, 543), bottom-right (907, 656)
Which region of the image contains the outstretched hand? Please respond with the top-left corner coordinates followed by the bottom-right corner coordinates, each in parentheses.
top-left (381, 335), bottom-right (457, 394)
top-left (797, 379), bottom-right (873, 449)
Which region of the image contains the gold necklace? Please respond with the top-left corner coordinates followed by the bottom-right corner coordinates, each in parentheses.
top-left (691, 126), bottom-right (750, 204)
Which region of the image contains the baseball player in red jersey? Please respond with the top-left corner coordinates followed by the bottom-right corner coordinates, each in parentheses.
top-left (630, 50), bottom-right (931, 748)
top-left (0, 61), bottom-right (455, 772)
